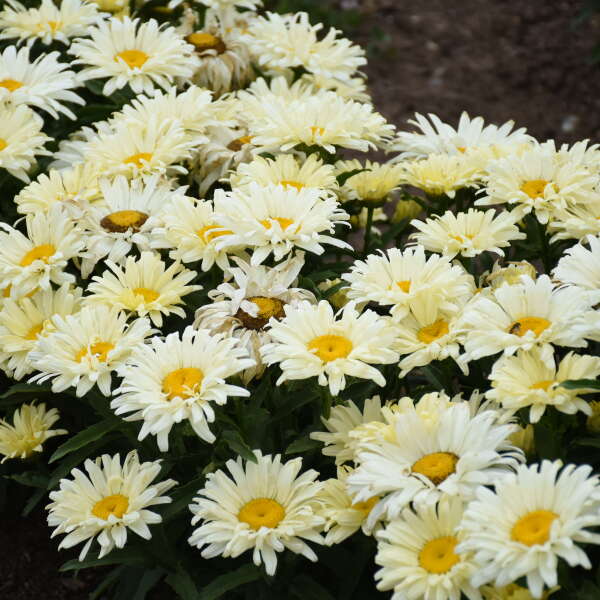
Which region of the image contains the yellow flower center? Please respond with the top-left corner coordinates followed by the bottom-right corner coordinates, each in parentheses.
top-left (123, 152), bottom-right (153, 167)
top-left (20, 244), bottom-right (56, 267)
top-left (46, 20), bottom-right (60, 32)
top-left (412, 452), bottom-right (458, 485)
top-left (132, 287), bottom-right (159, 303)
top-left (238, 498), bottom-right (285, 530)
top-left (92, 494), bottom-right (129, 520)
top-left (457, 146), bottom-right (467, 153)
top-left (530, 380), bottom-right (554, 391)
top-left (2, 285), bottom-right (11, 297)
top-left (310, 126), bottom-right (325, 137)
top-left (417, 319), bottom-right (449, 344)
top-left (227, 135), bottom-right (253, 152)
top-left (24, 323), bottom-right (44, 341)
top-left (0, 138), bottom-right (6, 151)
top-left (418, 536), bottom-right (460, 574)
top-left (100, 209), bottom-right (149, 233)
top-left (75, 341), bottom-right (115, 363)
top-left (351, 495), bottom-right (379, 516)
top-left (196, 225), bottom-right (232, 243)
top-left (508, 317), bottom-right (551, 337)
top-left (186, 32), bottom-right (226, 53)
top-left (235, 296), bottom-right (285, 330)
top-left (280, 180), bottom-right (305, 191)
top-left (520, 179), bottom-right (551, 199)
top-left (395, 280), bottom-right (411, 293)
top-left (511, 510), bottom-right (558, 546)
top-left (260, 217), bottom-right (295, 230)
top-left (307, 334), bottom-right (353, 362)
top-left (115, 49), bottom-right (149, 69)
top-left (0, 78), bottom-right (23, 92)
top-left (162, 367), bottom-right (204, 400)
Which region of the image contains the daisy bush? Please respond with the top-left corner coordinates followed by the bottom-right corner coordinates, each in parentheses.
top-left (1, 1), bottom-right (600, 599)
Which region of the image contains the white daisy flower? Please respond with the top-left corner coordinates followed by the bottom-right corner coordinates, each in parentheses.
top-left (342, 246), bottom-right (475, 322)
top-left (194, 253), bottom-right (315, 383)
top-left (0, 0), bottom-right (102, 47)
top-left (553, 234), bottom-right (600, 296)
top-left (340, 160), bottom-right (404, 204)
top-left (69, 17), bottom-right (200, 96)
top-left (457, 460), bottom-right (600, 598)
top-left (347, 402), bottom-right (522, 525)
top-left (392, 111), bottom-right (532, 158)
top-left (486, 348), bottom-right (600, 423)
top-left (213, 183), bottom-right (351, 265)
top-left (0, 403), bottom-right (67, 463)
top-left (0, 206), bottom-right (84, 297)
top-left (79, 175), bottom-right (185, 277)
top-left (482, 261), bottom-right (538, 291)
top-left (196, 0), bottom-right (261, 28)
top-left (188, 450), bottom-right (324, 576)
top-left (261, 300), bottom-right (399, 396)
top-left (29, 304), bottom-right (153, 397)
top-left (375, 497), bottom-right (481, 600)
top-left (459, 275), bottom-right (594, 364)
top-left (0, 284), bottom-right (83, 380)
top-left (548, 199), bottom-right (600, 242)
top-left (84, 252), bottom-right (201, 327)
top-left (112, 325), bottom-right (253, 450)
top-left (47, 451), bottom-right (177, 560)
top-left (0, 104), bottom-right (51, 182)
top-left (410, 209), bottom-right (525, 258)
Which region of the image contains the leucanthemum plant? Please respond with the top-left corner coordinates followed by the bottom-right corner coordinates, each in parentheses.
top-left (0, 1), bottom-right (599, 599)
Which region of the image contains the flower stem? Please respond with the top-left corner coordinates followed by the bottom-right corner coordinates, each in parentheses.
top-left (363, 205), bottom-right (375, 256)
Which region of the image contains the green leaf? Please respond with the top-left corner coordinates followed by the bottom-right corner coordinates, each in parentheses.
top-left (197, 564), bottom-right (261, 600)
top-left (0, 382), bottom-right (53, 399)
top-left (285, 436), bottom-right (322, 455)
top-left (560, 379), bottom-right (600, 390)
top-left (131, 568), bottom-right (165, 600)
top-left (49, 418), bottom-right (120, 463)
top-left (222, 429), bottom-right (257, 463)
top-left (574, 437), bottom-right (600, 449)
top-left (165, 567), bottom-right (198, 600)
top-left (5, 471), bottom-right (47, 488)
top-left (60, 547), bottom-right (146, 571)
top-left (336, 168), bottom-right (366, 186)
top-left (161, 474), bottom-right (205, 522)
top-left (22, 486), bottom-right (47, 516)
top-left (291, 575), bottom-right (336, 600)
top-left (89, 565), bottom-right (126, 600)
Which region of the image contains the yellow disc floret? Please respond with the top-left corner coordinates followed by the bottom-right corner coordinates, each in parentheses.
top-left (417, 319), bottom-right (449, 344)
top-left (412, 452), bottom-right (458, 485)
top-left (92, 494), bottom-right (129, 520)
top-left (511, 510), bottom-right (558, 546)
top-left (162, 367), bottom-right (204, 400)
top-left (20, 244), bottom-right (56, 267)
top-left (308, 334), bottom-right (353, 362)
top-left (508, 317), bottom-right (551, 337)
top-left (418, 536), bottom-right (460, 574)
top-left (115, 49), bottom-right (149, 69)
top-left (238, 498), bottom-right (285, 530)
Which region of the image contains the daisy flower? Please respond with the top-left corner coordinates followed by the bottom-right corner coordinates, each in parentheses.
top-left (457, 461), bottom-right (600, 598)
top-left (29, 304), bottom-right (153, 397)
top-left (69, 17), bottom-right (200, 96)
top-left (230, 153), bottom-right (337, 192)
top-left (459, 275), bottom-right (594, 364)
top-left (482, 261), bottom-right (538, 291)
top-left (194, 253), bottom-right (316, 383)
top-left (79, 175), bottom-right (185, 277)
top-left (548, 199), bottom-right (600, 241)
top-left (0, 284), bottom-right (83, 380)
top-left (310, 395), bottom-right (386, 465)
top-left (410, 209), bottom-right (525, 258)
top-left (213, 183), bottom-right (351, 265)
top-left (392, 111), bottom-right (532, 158)
top-left (553, 234), bottom-right (600, 295)
top-left (0, 207), bottom-right (84, 298)
top-left (375, 497), bottom-right (480, 600)
top-left (0, 0), bottom-right (101, 47)
top-left (188, 450), bottom-right (324, 576)
top-left (481, 583), bottom-right (557, 600)
top-left (261, 300), bottom-right (399, 396)
top-left (197, 0), bottom-right (262, 28)
top-left (347, 402), bottom-right (522, 525)
top-left (0, 104), bottom-right (51, 182)
top-left (486, 348), bottom-right (600, 423)
top-left (342, 246), bottom-right (475, 322)
top-left (340, 160), bottom-right (404, 204)
top-left (47, 451), bottom-right (177, 560)
top-left (112, 326), bottom-right (253, 450)
top-left (0, 403), bottom-right (67, 463)
top-left (85, 252), bottom-right (201, 327)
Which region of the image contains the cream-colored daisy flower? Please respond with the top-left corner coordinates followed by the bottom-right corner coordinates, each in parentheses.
top-left (0, 403), bottom-right (66, 463)
top-left (0, 284), bottom-right (82, 380)
top-left (85, 252), bottom-right (200, 327)
top-left (459, 275), bottom-right (594, 364)
top-left (548, 199), bottom-right (600, 242)
top-left (410, 208), bottom-right (525, 258)
top-left (340, 160), bottom-right (404, 204)
top-left (342, 246), bottom-right (475, 322)
top-left (486, 348), bottom-right (600, 423)
top-left (213, 183), bottom-right (351, 265)
top-left (375, 497), bottom-right (481, 600)
top-left (481, 583), bottom-right (557, 600)
top-left (0, 0), bottom-right (101, 47)
top-left (47, 451), bottom-right (177, 560)
top-left (348, 402), bottom-right (521, 524)
top-left (553, 234), bottom-right (600, 295)
top-left (79, 175), bottom-right (185, 277)
top-left (194, 253), bottom-right (315, 383)
top-left (29, 304), bottom-right (152, 397)
top-left (458, 460), bottom-right (600, 599)
top-left (0, 103), bottom-right (51, 182)
top-left (112, 325), bottom-right (253, 450)
top-left (69, 17), bottom-right (200, 96)
top-left (188, 450), bottom-right (324, 576)
top-left (229, 153), bottom-right (337, 192)
top-left (300, 72), bottom-right (370, 103)
top-left (197, 0), bottom-right (261, 27)
top-left (482, 261), bottom-right (538, 291)
top-left (0, 46), bottom-right (83, 120)
top-left (0, 206), bottom-right (84, 297)
top-left (261, 301), bottom-right (399, 396)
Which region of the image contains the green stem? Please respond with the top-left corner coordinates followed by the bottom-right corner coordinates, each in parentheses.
top-left (363, 205), bottom-right (375, 256)
top-left (536, 218), bottom-right (551, 273)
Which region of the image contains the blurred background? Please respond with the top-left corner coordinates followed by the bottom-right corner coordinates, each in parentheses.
top-left (268, 0), bottom-right (600, 144)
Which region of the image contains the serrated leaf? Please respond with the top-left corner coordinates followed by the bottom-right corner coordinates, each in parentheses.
top-left (198, 564), bottom-right (261, 600)
top-left (49, 419), bottom-right (120, 463)
top-left (560, 379), bottom-right (600, 390)
top-left (285, 436), bottom-right (322, 455)
top-left (222, 430), bottom-right (257, 463)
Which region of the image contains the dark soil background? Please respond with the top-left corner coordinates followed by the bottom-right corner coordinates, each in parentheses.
top-left (3, 1), bottom-right (600, 598)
